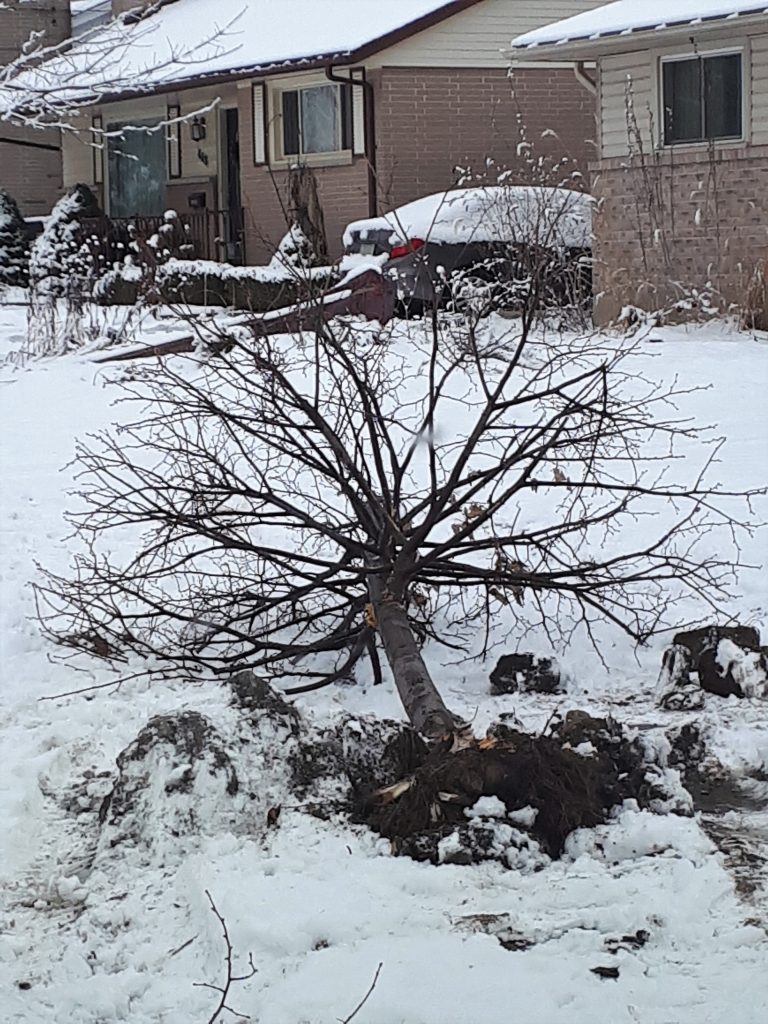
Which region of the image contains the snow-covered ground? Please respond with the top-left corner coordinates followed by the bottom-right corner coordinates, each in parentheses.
top-left (1, 301), bottom-right (767, 1023)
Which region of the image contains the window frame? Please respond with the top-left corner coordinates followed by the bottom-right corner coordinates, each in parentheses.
top-left (659, 46), bottom-right (746, 149)
top-left (269, 76), bottom-right (354, 168)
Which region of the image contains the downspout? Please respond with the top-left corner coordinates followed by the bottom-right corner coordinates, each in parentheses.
top-left (573, 60), bottom-right (597, 95)
top-left (325, 64), bottom-right (378, 217)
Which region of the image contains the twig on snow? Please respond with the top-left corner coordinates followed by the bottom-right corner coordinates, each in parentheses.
top-left (38, 678), bottom-right (125, 701)
top-left (338, 962), bottom-right (384, 1023)
top-left (194, 890), bottom-right (257, 1023)
top-left (168, 933), bottom-right (198, 958)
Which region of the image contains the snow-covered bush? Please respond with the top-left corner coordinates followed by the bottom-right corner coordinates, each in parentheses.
top-left (29, 184), bottom-right (102, 300)
top-left (94, 255), bottom-right (337, 309)
top-left (268, 222), bottom-right (318, 273)
top-left (0, 190), bottom-right (30, 289)
top-left (144, 209), bottom-right (195, 264)
top-left (90, 210), bottom-right (197, 308)
top-left (26, 184), bottom-right (103, 356)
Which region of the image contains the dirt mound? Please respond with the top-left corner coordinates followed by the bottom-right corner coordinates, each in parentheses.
top-left (361, 711), bottom-right (685, 860)
top-left (95, 685), bottom-right (688, 869)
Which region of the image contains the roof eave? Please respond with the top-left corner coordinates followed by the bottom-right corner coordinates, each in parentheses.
top-left (511, 8), bottom-right (768, 62)
top-left (83, 0), bottom-right (485, 106)
top-left (86, 53), bottom-right (356, 105)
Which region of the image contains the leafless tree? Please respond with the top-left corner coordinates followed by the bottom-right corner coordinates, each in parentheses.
top-left (35, 260), bottom-right (755, 738)
top-left (0, 4), bottom-right (236, 140)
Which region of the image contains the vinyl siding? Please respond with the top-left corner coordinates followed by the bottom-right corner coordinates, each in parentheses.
top-left (62, 116), bottom-right (95, 187)
top-left (597, 29), bottom-right (768, 158)
top-left (599, 51), bottom-right (652, 160)
top-left (752, 33), bottom-right (768, 145)
top-left (366, 0), bottom-right (606, 69)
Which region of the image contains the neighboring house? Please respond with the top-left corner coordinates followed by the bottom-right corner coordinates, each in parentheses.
top-left (512, 0), bottom-right (768, 323)
top-left (41, 0), bottom-right (605, 262)
top-left (0, 0), bottom-right (71, 217)
top-left (70, 0), bottom-right (111, 34)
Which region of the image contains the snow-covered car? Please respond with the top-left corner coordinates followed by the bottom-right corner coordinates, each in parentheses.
top-left (343, 185), bottom-right (593, 314)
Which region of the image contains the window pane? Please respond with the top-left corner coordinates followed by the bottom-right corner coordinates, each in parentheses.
top-left (300, 85), bottom-right (339, 153)
top-left (704, 54), bottom-right (742, 139)
top-left (107, 120), bottom-right (166, 217)
top-left (282, 91), bottom-right (300, 156)
top-left (663, 58), bottom-right (702, 143)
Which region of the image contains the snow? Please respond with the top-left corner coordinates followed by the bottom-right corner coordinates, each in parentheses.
top-left (70, 0), bottom-right (111, 38)
top-left (2, 0), bottom-right (458, 109)
top-left (344, 186), bottom-right (592, 250)
top-left (716, 638), bottom-right (768, 697)
top-left (512, 0), bottom-right (768, 50)
top-left (1, 301), bottom-right (768, 1021)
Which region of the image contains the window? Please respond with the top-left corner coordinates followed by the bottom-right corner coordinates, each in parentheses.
top-left (107, 120), bottom-right (167, 217)
top-left (662, 52), bottom-right (742, 145)
top-left (281, 83), bottom-right (352, 157)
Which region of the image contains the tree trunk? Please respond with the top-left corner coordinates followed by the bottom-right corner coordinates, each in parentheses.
top-left (367, 570), bottom-right (459, 740)
top-left (288, 165), bottom-right (328, 263)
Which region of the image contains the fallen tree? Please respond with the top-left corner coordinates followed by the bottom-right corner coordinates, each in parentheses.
top-left (36, 274), bottom-right (754, 740)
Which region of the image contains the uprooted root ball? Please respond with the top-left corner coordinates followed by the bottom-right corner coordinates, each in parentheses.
top-left (360, 712), bottom-right (683, 860)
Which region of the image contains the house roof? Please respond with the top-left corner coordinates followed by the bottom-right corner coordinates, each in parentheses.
top-left (9, 0), bottom-right (483, 109)
top-left (70, 0), bottom-right (111, 37)
top-left (512, 0), bottom-right (768, 52)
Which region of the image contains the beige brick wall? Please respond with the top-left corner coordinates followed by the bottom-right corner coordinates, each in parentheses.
top-left (0, 0), bottom-right (70, 63)
top-left (0, 126), bottom-right (63, 217)
top-left (0, 1), bottom-right (70, 216)
top-left (592, 146), bottom-right (768, 323)
top-left (238, 65), bottom-right (596, 262)
top-left (237, 87), bottom-right (371, 263)
top-left (375, 66), bottom-right (597, 210)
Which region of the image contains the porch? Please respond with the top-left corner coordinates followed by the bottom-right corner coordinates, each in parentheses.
top-left (83, 208), bottom-right (246, 266)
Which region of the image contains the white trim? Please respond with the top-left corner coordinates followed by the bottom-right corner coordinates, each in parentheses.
top-left (252, 81), bottom-right (266, 165)
top-left (268, 75), bottom-right (353, 169)
top-left (657, 44), bottom-right (748, 148)
top-left (350, 68), bottom-right (366, 157)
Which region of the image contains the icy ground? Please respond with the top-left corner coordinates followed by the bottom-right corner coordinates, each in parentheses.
top-left (1, 302), bottom-right (768, 1023)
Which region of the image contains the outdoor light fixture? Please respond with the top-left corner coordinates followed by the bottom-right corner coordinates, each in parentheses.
top-left (190, 116), bottom-right (207, 142)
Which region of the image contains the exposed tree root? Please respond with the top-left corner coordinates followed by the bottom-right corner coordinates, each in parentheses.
top-left (361, 712), bottom-right (674, 858)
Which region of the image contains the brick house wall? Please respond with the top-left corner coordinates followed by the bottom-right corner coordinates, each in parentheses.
top-left (236, 88), bottom-right (372, 262)
top-left (0, 0), bottom-right (70, 216)
top-left (238, 65), bottom-right (596, 263)
top-left (375, 66), bottom-right (596, 209)
top-left (592, 145), bottom-right (768, 324)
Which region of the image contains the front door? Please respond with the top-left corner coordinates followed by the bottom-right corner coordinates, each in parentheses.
top-left (222, 108), bottom-right (243, 262)
top-left (107, 120), bottom-right (166, 218)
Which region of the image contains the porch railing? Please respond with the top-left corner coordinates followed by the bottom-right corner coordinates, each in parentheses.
top-left (82, 209), bottom-right (246, 267)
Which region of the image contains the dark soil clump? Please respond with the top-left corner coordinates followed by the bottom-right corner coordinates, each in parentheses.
top-left (673, 625), bottom-right (761, 661)
top-left (490, 653), bottom-right (565, 694)
top-left (226, 669), bottom-right (300, 725)
top-left (361, 711), bottom-right (677, 860)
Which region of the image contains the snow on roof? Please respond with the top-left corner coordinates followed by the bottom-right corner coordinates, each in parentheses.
top-left (11, 0), bottom-right (466, 106)
top-left (512, 0), bottom-right (768, 51)
top-left (70, 0), bottom-right (111, 37)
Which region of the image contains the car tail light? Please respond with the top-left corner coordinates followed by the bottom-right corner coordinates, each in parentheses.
top-left (389, 238), bottom-right (425, 260)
